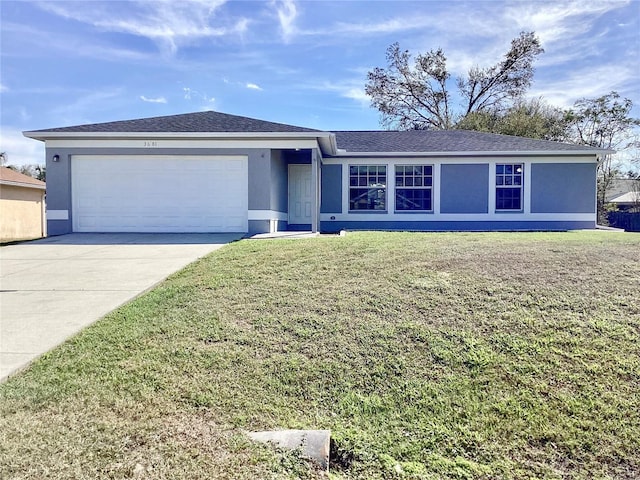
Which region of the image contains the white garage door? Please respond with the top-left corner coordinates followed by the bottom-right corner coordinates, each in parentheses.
top-left (72, 155), bottom-right (248, 233)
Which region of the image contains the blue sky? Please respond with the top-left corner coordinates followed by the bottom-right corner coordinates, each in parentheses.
top-left (1, 0), bottom-right (638, 166)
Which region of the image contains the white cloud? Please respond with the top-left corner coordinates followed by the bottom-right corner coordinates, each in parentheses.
top-left (0, 128), bottom-right (45, 166)
top-left (272, 0), bottom-right (297, 41)
top-left (246, 83), bottom-right (263, 91)
top-left (140, 95), bottom-right (167, 103)
top-left (0, 83), bottom-right (8, 93)
top-left (530, 63), bottom-right (637, 108)
top-left (37, 0), bottom-right (248, 55)
top-left (183, 87), bottom-right (214, 105)
top-left (342, 87), bottom-right (369, 105)
top-left (504, 1), bottom-right (629, 46)
top-left (50, 88), bottom-right (125, 125)
top-left (305, 80), bottom-right (370, 106)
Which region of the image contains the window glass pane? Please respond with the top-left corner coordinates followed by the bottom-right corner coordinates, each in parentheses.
top-left (496, 165), bottom-right (504, 174)
top-left (350, 188), bottom-right (386, 210)
top-left (496, 176), bottom-right (504, 185)
top-left (406, 177), bottom-right (413, 186)
top-left (505, 176), bottom-right (512, 185)
top-left (505, 165), bottom-right (513, 174)
top-left (396, 177), bottom-right (403, 186)
top-left (350, 165), bottom-right (387, 211)
top-left (425, 165), bottom-right (432, 175)
top-left (425, 177), bottom-right (432, 187)
top-left (413, 166), bottom-right (422, 175)
top-left (514, 176), bottom-right (522, 185)
top-left (496, 188), bottom-right (521, 210)
top-left (396, 188), bottom-right (432, 211)
top-left (414, 177), bottom-right (422, 187)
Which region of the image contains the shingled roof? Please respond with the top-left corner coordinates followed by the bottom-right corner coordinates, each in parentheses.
top-left (25, 110), bottom-right (606, 155)
top-left (0, 167), bottom-right (46, 189)
top-left (333, 130), bottom-right (602, 153)
top-left (28, 111), bottom-right (321, 134)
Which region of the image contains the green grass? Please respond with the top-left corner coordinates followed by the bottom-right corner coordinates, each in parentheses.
top-left (1, 231), bottom-right (639, 479)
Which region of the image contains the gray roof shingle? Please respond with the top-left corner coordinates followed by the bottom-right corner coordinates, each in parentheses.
top-left (333, 130), bottom-right (601, 153)
top-left (29, 111), bottom-right (321, 134)
top-left (27, 110), bottom-right (605, 154)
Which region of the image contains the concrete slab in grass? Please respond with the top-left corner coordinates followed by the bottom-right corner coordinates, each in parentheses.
top-left (248, 429), bottom-right (330, 471)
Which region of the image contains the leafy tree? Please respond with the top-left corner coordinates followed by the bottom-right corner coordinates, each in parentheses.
top-left (365, 31), bottom-right (544, 130)
top-left (456, 98), bottom-right (568, 141)
top-left (564, 91), bottom-right (640, 222)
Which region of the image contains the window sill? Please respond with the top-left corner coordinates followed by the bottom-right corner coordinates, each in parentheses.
top-left (348, 210), bottom-right (388, 214)
top-left (394, 210), bottom-right (434, 214)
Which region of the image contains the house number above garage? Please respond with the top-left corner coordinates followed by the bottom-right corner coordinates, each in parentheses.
top-left (143, 141), bottom-right (159, 147)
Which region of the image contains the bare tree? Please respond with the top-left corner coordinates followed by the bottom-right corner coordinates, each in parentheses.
top-left (365, 32), bottom-right (544, 130)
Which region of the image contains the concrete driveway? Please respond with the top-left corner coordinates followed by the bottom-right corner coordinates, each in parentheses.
top-left (0, 233), bottom-right (242, 382)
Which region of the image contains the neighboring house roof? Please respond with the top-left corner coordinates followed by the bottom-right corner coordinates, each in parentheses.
top-left (609, 191), bottom-right (640, 204)
top-left (0, 167), bottom-right (45, 190)
top-left (333, 130), bottom-right (605, 154)
top-left (605, 178), bottom-right (636, 202)
top-left (25, 111), bottom-right (321, 134)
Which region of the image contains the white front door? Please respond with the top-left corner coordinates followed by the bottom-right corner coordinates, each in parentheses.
top-left (288, 164), bottom-right (312, 225)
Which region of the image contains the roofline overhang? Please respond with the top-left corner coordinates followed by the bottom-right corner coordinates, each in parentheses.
top-left (22, 130), bottom-right (338, 156)
top-left (22, 130), bottom-right (611, 158)
top-left (0, 179), bottom-right (46, 190)
top-left (330, 149), bottom-right (613, 158)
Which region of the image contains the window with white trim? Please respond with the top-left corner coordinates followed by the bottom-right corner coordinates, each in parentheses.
top-left (395, 165), bottom-right (433, 211)
top-left (349, 165), bottom-right (386, 211)
top-left (496, 163), bottom-right (523, 210)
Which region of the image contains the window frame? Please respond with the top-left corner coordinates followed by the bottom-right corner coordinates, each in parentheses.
top-left (495, 163), bottom-right (524, 212)
top-left (394, 164), bottom-right (434, 213)
top-left (348, 164), bottom-right (387, 212)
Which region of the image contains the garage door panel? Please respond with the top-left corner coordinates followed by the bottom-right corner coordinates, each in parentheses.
top-left (72, 155), bottom-right (248, 233)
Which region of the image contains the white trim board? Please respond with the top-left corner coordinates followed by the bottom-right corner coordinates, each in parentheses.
top-left (320, 213), bottom-right (596, 222)
top-left (248, 210), bottom-right (288, 221)
top-left (47, 210), bottom-right (69, 220)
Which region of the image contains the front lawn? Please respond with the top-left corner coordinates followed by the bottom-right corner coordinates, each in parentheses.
top-left (1, 231), bottom-right (639, 479)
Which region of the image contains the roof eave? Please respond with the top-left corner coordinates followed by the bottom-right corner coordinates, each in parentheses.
top-left (0, 179), bottom-right (46, 190)
top-left (23, 130), bottom-right (331, 140)
top-left (23, 130), bottom-right (338, 156)
top-left (331, 149), bottom-right (612, 157)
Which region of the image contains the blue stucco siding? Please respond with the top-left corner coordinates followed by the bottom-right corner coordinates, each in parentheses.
top-left (531, 163), bottom-right (596, 213)
top-left (44, 147), bottom-right (269, 235)
top-left (270, 150), bottom-right (288, 213)
top-left (440, 164), bottom-right (489, 213)
top-left (321, 164), bottom-right (342, 213)
top-left (44, 147), bottom-right (73, 235)
top-left (321, 220), bottom-right (595, 233)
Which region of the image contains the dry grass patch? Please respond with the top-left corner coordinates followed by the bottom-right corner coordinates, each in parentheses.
top-left (1, 231), bottom-right (639, 479)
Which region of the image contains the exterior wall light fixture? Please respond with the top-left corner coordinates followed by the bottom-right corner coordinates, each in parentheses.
top-left (52, 154), bottom-right (60, 162)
